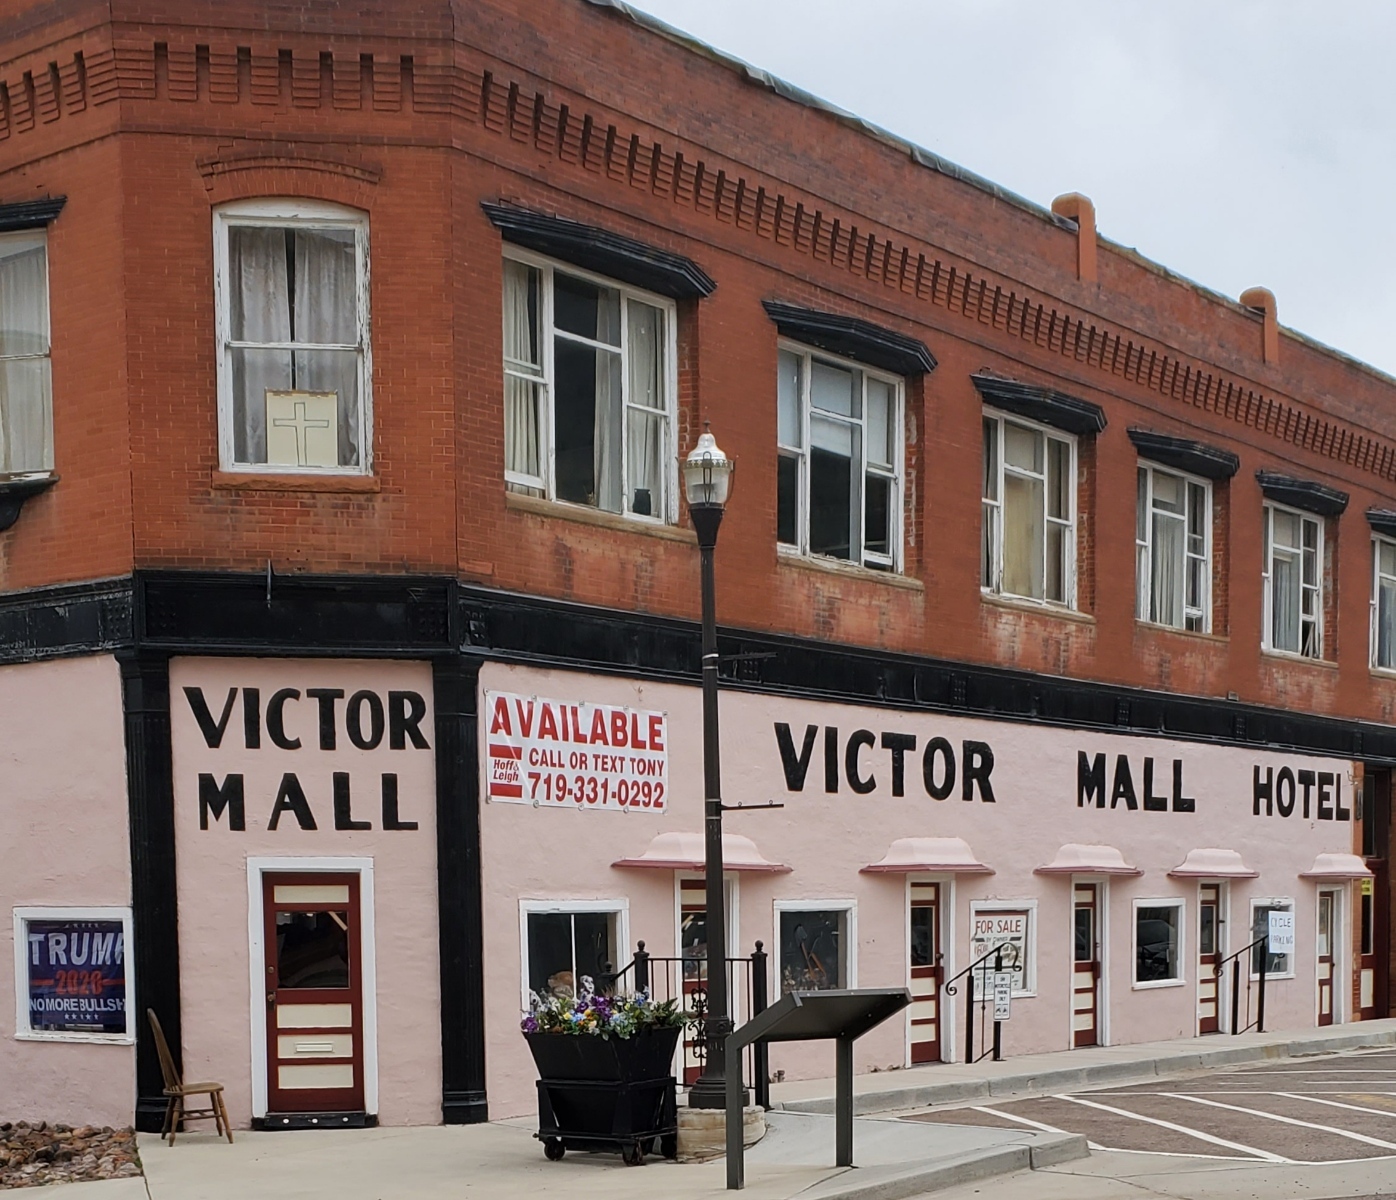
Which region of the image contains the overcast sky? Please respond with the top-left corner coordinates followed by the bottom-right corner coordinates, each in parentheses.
top-left (632, 0), bottom-right (1396, 378)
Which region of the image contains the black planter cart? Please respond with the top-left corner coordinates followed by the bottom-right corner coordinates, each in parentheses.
top-left (525, 1027), bottom-right (680, 1165)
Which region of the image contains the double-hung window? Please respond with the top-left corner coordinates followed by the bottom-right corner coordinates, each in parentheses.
top-left (981, 412), bottom-right (1075, 605)
top-left (502, 252), bottom-right (676, 522)
top-left (522, 901), bottom-right (625, 1004)
top-left (0, 231), bottom-right (52, 476)
top-left (1374, 537), bottom-right (1396, 670)
top-left (1136, 464), bottom-right (1210, 631)
top-left (214, 200), bottom-right (371, 473)
top-left (776, 345), bottom-right (902, 570)
top-left (1262, 504), bottom-right (1321, 657)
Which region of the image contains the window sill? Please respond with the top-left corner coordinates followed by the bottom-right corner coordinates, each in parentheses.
top-left (14, 1030), bottom-right (135, 1045)
top-left (1260, 648), bottom-right (1337, 671)
top-left (1132, 978), bottom-right (1186, 991)
top-left (1371, 666), bottom-right (1396, 682)
top-left (505, 491), bottom-right (696, 544)
top-left (980, 590), bottom-right (1094, 624)
top-left (1134, 621), bottom-right (1227, 644)
top-left (212, 470), bottom-right (380, 494)
top-left (776, 544), bottom-right (923, 591)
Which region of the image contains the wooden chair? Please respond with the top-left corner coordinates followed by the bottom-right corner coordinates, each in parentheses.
top-left (146, 1009), bottom-right (234, 1145)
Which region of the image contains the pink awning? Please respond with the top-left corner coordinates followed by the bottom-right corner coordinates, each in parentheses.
top-left (1035, 844), bottom-right (1141, 876)
top-left (611, 831), bottom-right (791, 873)
top-left (1300, 853), bottom-right (1373, 880)
top-left (861, 837), bottom-right (993, 874)
top-left (1168, 848), bottom-right (1258, 879)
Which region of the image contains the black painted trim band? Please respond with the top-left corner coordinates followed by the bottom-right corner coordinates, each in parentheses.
top-left (1368, 508), bottom-right (1396, 539)
top-left (482, 202), bottom-right (715, 300)
top-left (1257, 470), bottom-right (1349, 518)
top-left (0, 196), bottom-right (66, 232)
top-left (1127, 430), bottom-right (1239, 481)
top-left (762, 300), bottom-right (936, 376)
top-left (972, 373), bottom-right (1107, 435)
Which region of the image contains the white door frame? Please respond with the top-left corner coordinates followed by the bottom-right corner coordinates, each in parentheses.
top-left (1068, 877), bottom-right (1110, 1049)
top-left (247, 856), bottom-right (379, 1118)
top-left (1316, 886), bottom-right (1345, 1026)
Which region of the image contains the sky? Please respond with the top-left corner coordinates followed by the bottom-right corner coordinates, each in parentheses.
top-left (631, 0), bottom-right (1396, 378)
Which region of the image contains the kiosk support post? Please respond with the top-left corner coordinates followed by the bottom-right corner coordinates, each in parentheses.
top-left (835, 1036), bottom-right (853, 1167)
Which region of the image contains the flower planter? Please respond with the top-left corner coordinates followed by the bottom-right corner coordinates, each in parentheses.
top-left (525, 1027), bottom-right (681, 1165)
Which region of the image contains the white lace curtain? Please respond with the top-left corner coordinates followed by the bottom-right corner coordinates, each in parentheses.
top-left (0, 238), bottom-right (52, 475)
top-left (502, 260), bottom-right (541, 483)
top-left (593, 300), bottom-right (622, 513)
top-left (625, 301), bottom-right (664, 516)
top-left (228, 225), bottom-right (359, 466)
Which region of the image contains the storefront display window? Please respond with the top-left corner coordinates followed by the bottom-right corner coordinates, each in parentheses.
top-left (523, 902), bottom-right (623, 1002)
top-left (1250, 899), bottom-right (1295, 977)
top-left (778, 904), bottom-right (852, 994)
top-left (12, 907), bottom-right (133, 1042)
top-left (1134, 901), bottom-right (1183, 986)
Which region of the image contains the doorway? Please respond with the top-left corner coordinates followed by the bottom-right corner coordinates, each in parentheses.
top-left (1361, 769), bottom-right (1391, 1020)
top-left (908, 880), bottom-right (943, 1064)
top-left (1197, 883), bottom-right (1222, 1034)
top-left (262, 873), bottom-right (364, 1115)
top-left (1072, 884), bottom-right (1101, 1048)
top-left (677, 876), bottom-right (737, 1085)
top-left (1317, 889), bottom-right (1339, 1026)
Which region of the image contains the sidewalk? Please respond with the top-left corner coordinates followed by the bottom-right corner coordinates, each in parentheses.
top-left (769, 1017), bottom-right (1396, 1115)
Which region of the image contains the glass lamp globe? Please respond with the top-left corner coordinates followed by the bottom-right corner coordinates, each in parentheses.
top-left (682, 430), bottom-right (734, 509)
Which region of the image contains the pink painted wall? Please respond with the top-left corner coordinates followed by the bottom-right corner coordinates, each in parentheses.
top-left (169, 658), bottom-right (440, 1127)
top-left (479, 662), bottom-right (1358, 1117)
top-left (0, 655), bottom-right (134, 1127)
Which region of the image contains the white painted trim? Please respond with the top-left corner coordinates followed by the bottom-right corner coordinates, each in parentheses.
top-left (12, 906), bottom-right (134, 1044)
top-left (1132, 897), bottom-right (1186, 989)
top-left (518, 897), bottom-right (631, 1015)
top-left (773, 898), bottom-right (858, 993)
top-left (968, 898), bottom-right (1038, 997)
top-left (901, 875), bottom-right (950, 1065)
top-left (246, 856), bottom-right (378, 1118)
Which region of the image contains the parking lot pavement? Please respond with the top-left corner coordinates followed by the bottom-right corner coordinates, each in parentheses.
top-left (907, 1047), bottom-right (1396, 1167)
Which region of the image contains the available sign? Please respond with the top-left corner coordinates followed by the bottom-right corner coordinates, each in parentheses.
top-left (485, 691), bottom-right (668, 812)
top-left (25, 919), bottom-right (127, 1035)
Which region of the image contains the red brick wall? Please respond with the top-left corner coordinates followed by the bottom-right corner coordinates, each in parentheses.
top-left (2, 0), bottom-right (1396, 729)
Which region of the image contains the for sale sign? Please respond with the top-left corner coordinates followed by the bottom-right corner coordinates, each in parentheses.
top-left (26, 920), bottom-right (127, 1035)
top-left (485, 690), bottom-right (668, 812)
top-left (971, 910), bottom-right (1029, 994)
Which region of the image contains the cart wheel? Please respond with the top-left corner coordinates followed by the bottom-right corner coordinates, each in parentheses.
top-left (543, 1138), bottom-right (565, 1161)
top-left (659, 1133), bottom-right (678, 1160)
top-left (622, 1142), bottom-right (645, 1166)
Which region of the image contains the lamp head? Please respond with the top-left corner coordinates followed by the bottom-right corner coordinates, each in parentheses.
top-left (683, 426), bottom-right (734, 511)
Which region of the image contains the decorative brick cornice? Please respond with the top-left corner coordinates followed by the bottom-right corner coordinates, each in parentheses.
top-left (196, 145), bottom-right (383, 189)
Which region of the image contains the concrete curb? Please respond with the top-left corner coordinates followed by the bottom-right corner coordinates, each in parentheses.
top-left (777, 1029), bottom-right (1396, 1117)
top-left (794, 1133), bottom-right (1088, 1200)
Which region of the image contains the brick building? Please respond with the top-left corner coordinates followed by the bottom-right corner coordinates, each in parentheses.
top-left (0, 0), bottom-right (1391, 1132)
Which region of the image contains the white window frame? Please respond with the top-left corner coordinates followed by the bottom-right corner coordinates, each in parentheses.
top-left (212, 198), bottom-right (373, 475)
top-left (0, 229), bottom-right (53, 477)
top-left (775, 341), bottom-right (904, 571)
top-left (502, 248), bottom-right (679, 524)
top-left (519, 897), bottom-right (630, 1012)
top-left (1136, 463), bottom-right (1211, 632)
top-left (1249, 897), bottom-right (1296, 981)
top-left (12, 906), bottom-right (134, 1044)
top-left (981, 410), bottom-right (1077, 607)
top-left (1371, 535), bottom-right (1396, 671)
top-left (1132, 897), bottom-right (1186, 989)
top-left (774, 898), bottom-right (857, 994)
top-left (968, 898), bottom-right (1038, 998)
top-left (1261, 502), bottom-right (1323, 658)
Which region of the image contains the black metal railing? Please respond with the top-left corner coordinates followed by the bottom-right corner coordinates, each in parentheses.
top-left (1216, 936), bottom-right (1269, 1034)
top-left (943, 945), bottom-right (1014, 1064)
top-left (600, 940), bottom-right (772, 1108)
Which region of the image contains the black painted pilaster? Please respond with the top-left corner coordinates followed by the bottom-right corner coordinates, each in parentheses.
top-left (118, 650), bottom-right (181, 1133)
top-left (434, 655), bottom-right (488, 1123)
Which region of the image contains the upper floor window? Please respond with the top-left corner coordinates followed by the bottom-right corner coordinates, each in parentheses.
top-left (1136, 464), bottom-right (1210, 632)
top-left (214, 200), bottom-right (370, 473)
top-left (0, 232), bottom-right (52, 476)
top-left (1373, 537), bottom-right (1396, 670)
top-left (981, 412), bottom-right (1075, 605)
top-left (776, 344), bottom-right (902, 571)
top-left (503, 251), bottom-right (676, 522)
top-left (1262, 503), bottom-right (1321, 657)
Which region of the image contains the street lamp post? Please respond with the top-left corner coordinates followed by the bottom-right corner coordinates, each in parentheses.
top-left (682, 426), bottom-right (748, 1111)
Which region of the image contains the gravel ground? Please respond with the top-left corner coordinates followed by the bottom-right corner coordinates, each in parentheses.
top-left (0, 1121), bottom-right (142, 1190)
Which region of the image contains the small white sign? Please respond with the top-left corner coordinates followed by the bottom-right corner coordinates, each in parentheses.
top-left (992, 972), bottom-right (1012, 1021)
top-left (1267, 910), bottom-right (1295, 956)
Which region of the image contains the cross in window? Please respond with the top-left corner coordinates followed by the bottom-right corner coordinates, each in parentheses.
top-left (271, 399), bottom-right (333, 467)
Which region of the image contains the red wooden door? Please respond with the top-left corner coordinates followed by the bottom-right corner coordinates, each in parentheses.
top-left (1072, 884), bottom-right (1099, 1048)
top-left (1317, 890), bottom-right (1336, 1026)
top-left (908, 882), bottom-right (942, 1064)
top-left (263, 873), bottom-right (364, 1114)
top-left (1197, 883), bottom-right (1221, 1034)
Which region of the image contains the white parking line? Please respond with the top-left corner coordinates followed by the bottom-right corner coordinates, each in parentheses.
top-left (964, 1105), bottom-right (1250, 1160)
top-left (967, 1106), bottom-right (1075, 1137)
top-left (1276, 1092), bottom-right (1396, 1120)
top-left (1055, 1094), bottom-right (1290, 1162)
top-left (1171, 1093), bottom-right (1396, 1151)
